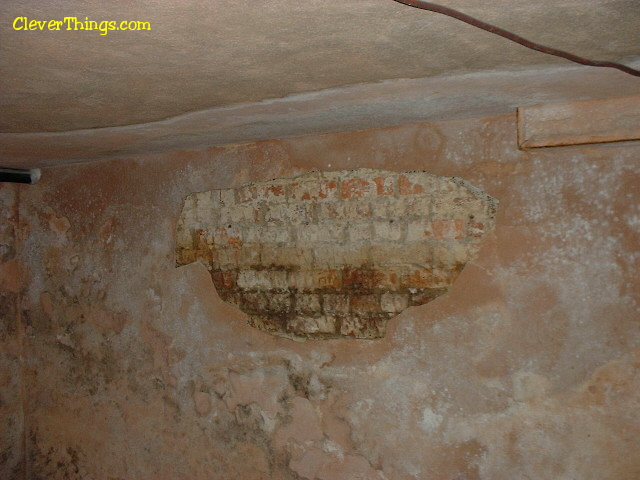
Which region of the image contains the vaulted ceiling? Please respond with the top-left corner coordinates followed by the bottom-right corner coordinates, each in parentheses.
top-left (1, 0), bottom-right (639, 166)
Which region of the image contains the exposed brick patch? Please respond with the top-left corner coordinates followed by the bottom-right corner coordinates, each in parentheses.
top-left (176, 169), bottom-right (498, 340)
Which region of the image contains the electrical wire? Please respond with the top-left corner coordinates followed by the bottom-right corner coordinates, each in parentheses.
top-left (392, 0), bottom-right (640, 77)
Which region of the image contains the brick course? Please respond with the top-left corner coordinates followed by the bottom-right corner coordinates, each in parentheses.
top-left (176, 169), bottom-right (497, 340)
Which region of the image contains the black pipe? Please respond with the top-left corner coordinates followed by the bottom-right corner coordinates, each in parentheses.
top-left (0, 168), bottom-right (41, 184)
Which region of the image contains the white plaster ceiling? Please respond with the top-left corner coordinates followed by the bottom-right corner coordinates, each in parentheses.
top-left (1, 0), bottom-right (639, 166)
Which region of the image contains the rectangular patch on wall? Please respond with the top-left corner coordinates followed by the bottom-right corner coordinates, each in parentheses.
top-left (517, 95), bottom-right (640, 149)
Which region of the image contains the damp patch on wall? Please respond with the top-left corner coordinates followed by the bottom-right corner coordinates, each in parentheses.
top-left (175, 169), bottom-right (497, 340)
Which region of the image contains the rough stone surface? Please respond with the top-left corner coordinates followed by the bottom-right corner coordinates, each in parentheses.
top-left (0, 183), bottom-right (23, 479)
top-left (4, 113), bottom-right (640, 479)
top-left (176, 169), bottom-right (497, 339)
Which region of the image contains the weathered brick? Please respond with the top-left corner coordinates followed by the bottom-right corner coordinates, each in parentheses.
top-left (369, 197), bottom-right (392, 218)
top-left (434, 177), bottom-right (457, 194)
top-left (235, 245), bottom-right (262, 267)
top-left (216, 188), bottom-right (236, 207)
top-left (241, 291), bottom-right (268, 313)
top-left (368, 243), bottom-right (430, 266)
top-left (398, 174), bottom-right (425, 195)
top-left (348, 221), bottom-right (372, 243)
top-left (213, 245), bottom-right (261, 268)
top-left (380, 293), bottom-right (409, 313)
top-left (409, 288), bottom-right (448, 306)
top-left (193, 194), bottom-right (217, 224)
top-left (402, 196), bottom-right (432, 217)
top-left (236, 185), bottom-right (258, 203)
top-left (257, 183), bottom-right (287, 202)
top-left (407, 219), bottom-right (464, 241)
top-left (181, 194), bottom-right (197, 218)
top-left (340, 315), bottom-right (387, 338)
top-left (313, 245), bottom-right (370, 268)
top-left (210, 270), bottom-right (237, 290)
top-left (213, 226), bottom-right (243, 246)
top-left (218, 204), bottom-right (261, 225)
top-left (212, 246), bottom-right (237, 268)
top-left (193, 189), bottom-right (234, 211)
top-left (176, 168), bottom-right (497, 340)
top-left (296, 224), bottom-right (344, 243)
top-left (373, 220), bottom-right (402, 242)
top-left (175, 247), bottom-right (197, 266)
top-left (248, 315), bottom-right (287, 334)
top-left (432, 219), bottom-right (465, 240)
top-left (287, 270), bottom-right (341, 291)
top-left (317, 270), bottom-right (342, 290)
top-left (261, 246), bottom-right (313, 268)
top-left (287, 315), bottom-right (337, 335)
top-left (400, 268), bottom-right (456, 289)
top-left (467, 219), bottom-right (486, 238)
top-left (186, 226), bottom-right (210, 250)
top-left (446, 243), bottom-right (473, 266)
top-left (177, 244), bottom-right (216, 266)
top-left (407, 220), bottom-right (428, 242)
top-left (238, 270), bottom-right (288, 290)
top-left (341, 177), bottom-right (373, 199)
top-left (267, 293), bottom-right (293, 314)
top-left (290, 179), bottom-right (339, 202)
top-left (245, 225), bottom-right (290, 243)
top-left (339, 316), bottom-right (362, 337)
top-left (345, 200), bottom-right (373, 218)
top-left (452, 195), bottom-right (480, 209)
top-left (191, 227), bottom-right (213, 247)
top-left (374, 270), bottom-right (402, 290)
top-left (294, 294), bottom-right (321, 315)
top-left (350, 294), bottom-right (380, 313)
top-left (218, 291), bottom-right (242, 307)
top-left (431, 244), bottom-right (468, 268)
top-left (317, 201), bottom-right (340, 219)
top-left (318, 200), bottom-right (372, 220)
top-left (343, 268), bottom-right (385, 291)
top-left (287, 271), bottom-right (317, 291)
top-left (373, 176), bottom-right (394, 195)
top-left (322, 294), bottom-right (350, 314)
top-left (265, 203), bottom-right (314, 225)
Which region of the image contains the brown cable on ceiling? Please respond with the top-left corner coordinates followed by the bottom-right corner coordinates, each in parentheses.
top-left (393, 0), bottom-right (640, 77)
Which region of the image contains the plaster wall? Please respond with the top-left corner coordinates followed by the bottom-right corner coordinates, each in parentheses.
top-left (8, 113), bottom-right (640, 479)
top-left (0, 183), bottom-right (24, 479)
